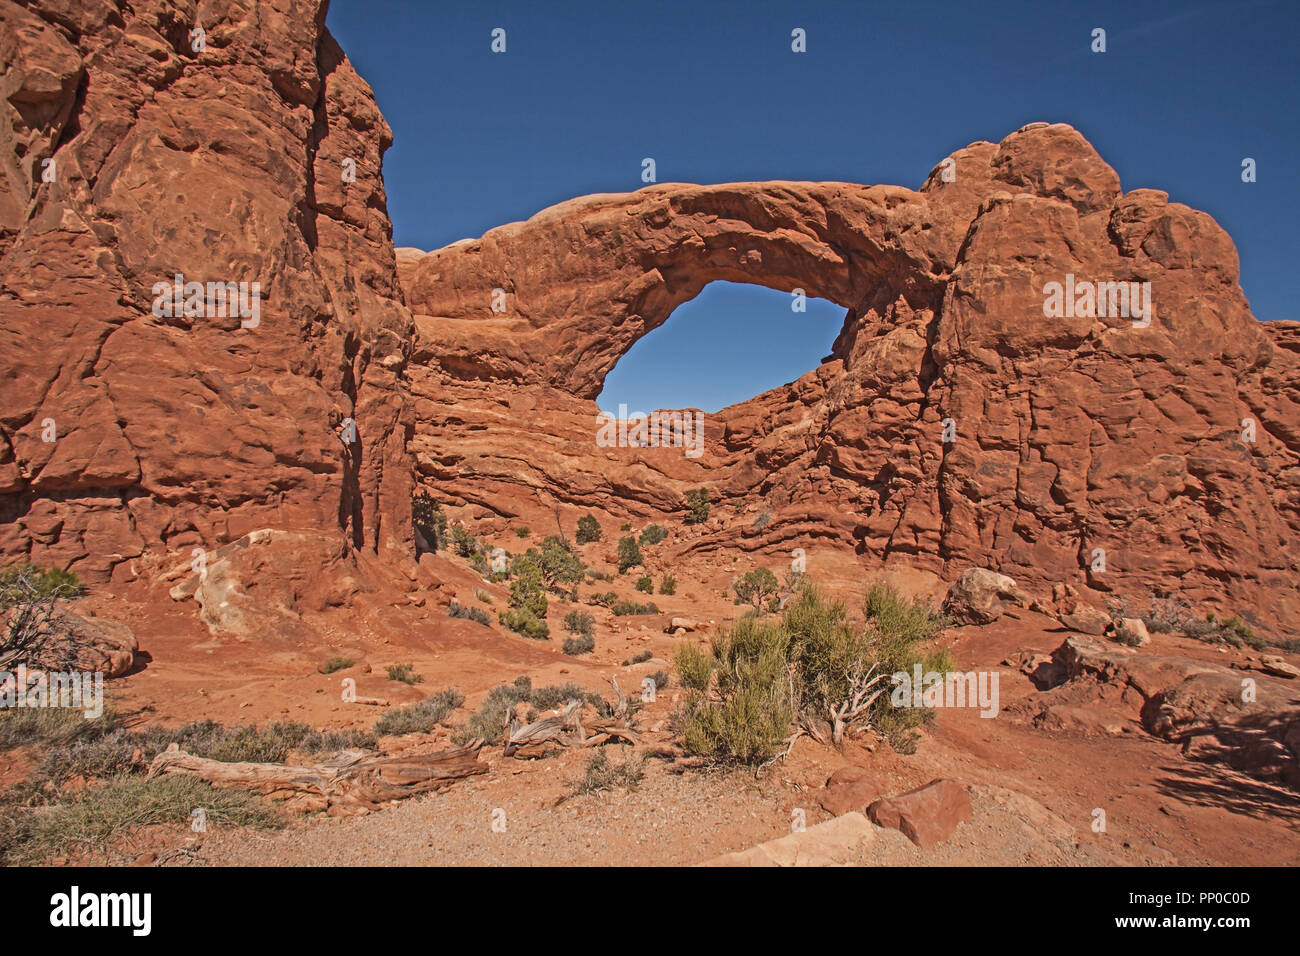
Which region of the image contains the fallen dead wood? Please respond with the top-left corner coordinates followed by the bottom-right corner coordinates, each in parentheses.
top-left (147, 740), bottom-right (488, 815)
top-left (503, 677), bottom-right (641, 758)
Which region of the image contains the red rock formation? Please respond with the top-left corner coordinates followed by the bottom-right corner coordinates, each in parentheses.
top-left (401, 124), bottom-right (1300, 638)
top-left (2, 3), bottom-right (1295, 642)
top-left (0, 0), bottom-right (413, 586)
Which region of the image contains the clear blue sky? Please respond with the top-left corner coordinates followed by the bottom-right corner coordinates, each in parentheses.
top-left (327, 0), bottom-right (1298, 412)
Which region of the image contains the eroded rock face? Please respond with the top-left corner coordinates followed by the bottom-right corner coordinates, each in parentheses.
top-left (0, 0), bottom-right (414, 584)
top-left (2, 7), bottom-right (1295, 645)
top-left (401, 123), bottom-right (1300, 638)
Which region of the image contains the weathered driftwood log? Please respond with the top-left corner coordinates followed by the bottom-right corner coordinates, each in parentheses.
top-left (147, 740), bottom-right (487, 815)
top-left (503, 677), bottom-right (640, 757)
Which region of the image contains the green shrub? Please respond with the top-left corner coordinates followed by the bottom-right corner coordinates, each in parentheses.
top-left (508, 557), bottom-right (548, 617)
top-left (386, 663), bottom-right (424, 685)
top-left (321, 656), bottom-right (354, 674)
top-left (450, 526), bottom-right (481, 559)
top-left (733, 567), bottom-right (780, 612)
top-left (563, 609), bottom-right (594, 637)
top-left (673, 642), bottom-right (714, 693)
top-left (624, 649), bottom-right (653, 666)
top-left (590, 590), bottom-right (618, 608)
top-left (374, 689), bottom-right (465, 736)
top-left (659, 573), bottom-right (677, 595)
top-left (498, 608), bottom-right (550, 640)
top-left (612, 600), bottom-right (659, 616)
top-left (530, 536), bottom-right (586, 593)
top-left (411, 491), bottom-right (448, 553)
top-left (452, 678), bottom-right (532, 745)
top-left (1, 775), bottom-right (283, 865)
top-left (449, 601), bottom-right (492, 626)
top-left (576, 514), bottom-right (602, 544)
top-left (619, 523), bottom-right (632, 532)
top-left (635, 575), bottom-right (654, 594)
top-left (684, 488), bottom-right (710, 525)
top-left (0, 564), bottom-right (84, 609)
top-left (649, 670), bottom-right (670, 691)
top-left (639, 524), bottom-right (668, 547)
top-left (516, 527), bottom-right (530, 538)
top-left (616, 536), bottom-right (643, 574)
top-left (562, 634), bottom-right (595, 656)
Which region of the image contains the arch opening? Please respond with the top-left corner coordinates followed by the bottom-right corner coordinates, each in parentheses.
top-left (595, 281), bottom-right (848, 415)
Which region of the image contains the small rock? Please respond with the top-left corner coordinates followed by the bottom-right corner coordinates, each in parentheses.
top-left (941, 568), bottom-right (1022, 625)
top-left (1260, 657), bottom-right (1300, 679)
top-left (1111, 617), bottom-right (1151, 647)
top-left (1059, 601), bottom-right (1110, 636)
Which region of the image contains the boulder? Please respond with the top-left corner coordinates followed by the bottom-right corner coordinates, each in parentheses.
top-left (867, 779), bottom-right (972, 849)
top-left (942, 568), bottom-right (1021, 625)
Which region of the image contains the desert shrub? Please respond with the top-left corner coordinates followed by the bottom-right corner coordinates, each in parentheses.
top-left (452, 678), bottom-right (533, 745)
top-left (0, 564), bottom-right (82, 609)
top-left (507, 557), bottom-right (548, 617)
top-left (473, 589), bottom-right (493, 604)
top-left (562, 634), bottom-right (595, 656)
top-left (374, 689), bottom-right (465, 736)
top-left (674, 581), bottom-right (951, 763)
top-left (635, 575), bottom-right (654, 594)
top-left (624, 650), bottom-right (653, 666)
top-left (639, 524), bottom-right (668, 547)
top-left (616, 536), bottom-right (643, 574)
top-left (678, 615), bottom-right (793, 764)
top-left (659, 573), bottom-right (677, 595)
top-left (684, 488), bottom-right (710, 525)
top-left (733, 567), bottom-right (780, 612)
top-left (586, 568), bottom-right (613, 583)
top-left (673, 642), bottom-right (715, 693)
top-left (571, 748), bottom-right (644, 796)
top-left (619, 523), bottom-right (632, 532)
top-left (449, 601), bottom-right (492, 626)
top-left (649, 670), bottom-right (670, 691)
top-left (612, 600), bottom-right (659, 616)
top-left (516, 527), bottom-right (530, 538)
top-left (576, 514), bottom-right (602, 544)
top-left (386, 663), bottom-right (424, 686)
top-left (1, 774), bottom-right (283, 865)
top-left (563, 609), bottom-right (594, 637)
top-left (321, 656), bottom-right (354, 673)
top-left (411, 491), bottom-right (448, 553)
top-left (498, 608), bottom-right (550, 640)
top-left (529, 536), bottom-right (586, 593)
top-left (752, 511), bottom-right (772, 530)
top-left (530, 682), bottom-right (604, 712)
top-left (450, 526), bottom-right (482, 559)
top-left (0, 706), bottom-right (122, 753)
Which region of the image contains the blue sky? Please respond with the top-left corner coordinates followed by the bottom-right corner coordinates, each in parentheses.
top-left (327, 0), bottom-right (1298, 412)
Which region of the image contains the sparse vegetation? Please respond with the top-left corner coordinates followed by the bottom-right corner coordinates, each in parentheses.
top-left (612, 600), bottom-right (659, 616)
top-left (576, 514), bottom-right (602, 544)
top-left (386, 663), bottom-right (424, 685)
top-left (449, 601), bottom-right (493, 626)
top-left (753, 511), bottom-right (772, 530)
top-left (563, 609), bottom-right (594, 638)
top-left (639, 524), bottom-right (668, 547)
top-left (733, 567), bottom-right (780, 613)
top-left (321, 656), bottom-right (354, 674)
top-left (659, 573), bottom-right (677, 595)
top-left (452, 678), bottom-right (606, 746)
top-left (498, 608), bottom-right (550, 640)
top-left (374, 689), bottom-right (465, 736)
top-left (624, 650), bottom-right (653, 666)
top-left (589, 590), bottom-right (618, 608)
top-left (411, 491), bottom-right (448, 553)
top-left (571, 748), bottom-right (644, 796)
top-left (516, 527), bottom-right (531, 538)
top-left (562, 634), bottom-right (595, 656)
top-left (649, 670), bottom-right (670, 691)
top-left (0, 563), bottom-right (82, 609)
top-left (473, 589), bottom-right (493, 604)
top-left (673, 581), bottom-right (950, 764)
top-left (1123, 596), bottom-right (1271, 649)
top-left (684, 488), bottom-right (710, 525)
top-left (1, 774), bottom-right (283, 865)
top-left (635, 575), bottom-right (654, 594)
top-left (617, 536), bottom-right (643, 574)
